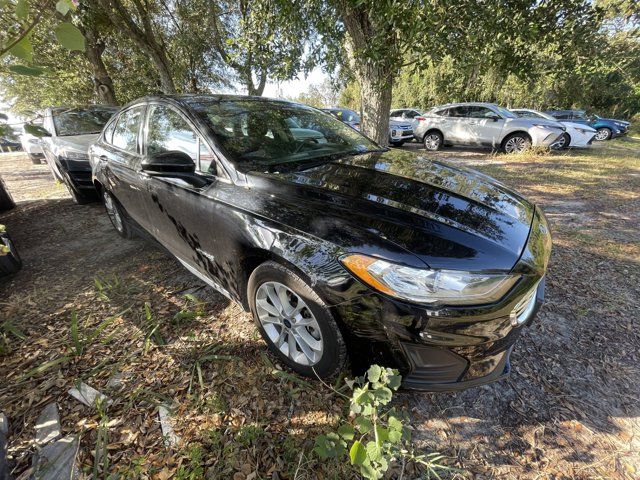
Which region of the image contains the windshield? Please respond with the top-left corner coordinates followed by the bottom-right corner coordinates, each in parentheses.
top-left (53, 107), bottom-right (117, 136)
top-left (191, 100), bottom-right (378, 171)
top-left (493, 106), bottom-right (517, 119)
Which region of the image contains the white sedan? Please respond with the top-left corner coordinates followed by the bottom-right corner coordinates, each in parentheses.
top-left (511, 108), bottom-right (597, 149)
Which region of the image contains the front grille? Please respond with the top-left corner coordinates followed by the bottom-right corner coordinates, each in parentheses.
top-left (509, 282), bottom-right (539, 326)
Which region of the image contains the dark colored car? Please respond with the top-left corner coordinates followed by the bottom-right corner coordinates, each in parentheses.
top-left (0, 178), bottom-right (21, 277)
top-left (545, 109), bottom-right (630, 141)
top-left (90, 95), bottom-right (552, 391)
top-left (0, 137), bottom-right (22, 152)
top-left (34, 106), bottom-right (118, 203)
top-left (320, 108), bottom-right (361, 131)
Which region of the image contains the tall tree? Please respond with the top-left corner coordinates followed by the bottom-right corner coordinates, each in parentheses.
top-left (90, 0), bottom-right (176, 93)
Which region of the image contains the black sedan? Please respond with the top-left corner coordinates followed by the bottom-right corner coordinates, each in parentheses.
top-left (89, 95), bottom-right (551, 391)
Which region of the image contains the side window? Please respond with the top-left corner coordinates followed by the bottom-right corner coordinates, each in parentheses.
top-left (467, 106), bottom-right (496, 118)
top-left (554, 112), bottom-right (570, 120)
top-left (198, 140), bottom-right (216, 174)
top-left (391, 110), bottom-right (404, 118)
top-left (103, 119), bottom-right (116, 144)
top-left (147, 104), bottom-right (217, 175)
top-left (434, 108), bottom-right (449, 117)
top-left (147, 105), bottom-right (197, 161)
top-left (404, 110), bottom-right (419, 119)
top-left (449, 106), bottom-right (469, 117)
top-left (112, 107), bottom-right (143, 152)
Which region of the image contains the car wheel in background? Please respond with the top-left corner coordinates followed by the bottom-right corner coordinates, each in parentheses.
top-left (502, 133), bottom-right (532, 154)
top-left (102, 190), bottom-right (134, 239)
top-left (554, 133), bottom-right (570, 150)
top-left (0, 232), bottom-right (22, 276)
top-left (248, 261), bottom-right (347, 379)
top-left (594, 127), bottom-right (612, 141)
top-left (423, 131), bottom-right (443, 151)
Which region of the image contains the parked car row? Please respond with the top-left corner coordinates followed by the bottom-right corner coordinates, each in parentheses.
top-left (384, 103), bottom-right (630, 153)
top-left (21, 94), bottom-right (552, 391)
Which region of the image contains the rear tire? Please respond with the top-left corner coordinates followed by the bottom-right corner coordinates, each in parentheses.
top-left (248, 261), bottom-right (347, 379)
top-left (65, 180), bottom-right (97, 205)
top-left (423, 131), bottom-right (443, 151)
top-left (102, 190), bottom-right (134, 239)
top-left (595, 127), bottom-right (612, 141)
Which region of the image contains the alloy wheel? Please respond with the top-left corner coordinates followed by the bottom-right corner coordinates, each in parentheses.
top-left (554, 135), bottom-right (567, 149)
top-left (103, 192), bottom-right (123, 233)
top-left (424, 134), bottom-right (441, 150)
top-left (255, 281), bottom-right (323, 366)
top-left (504, 136), bottom-right (528, 153)
top-left (595, 128), bottom-right (610, 141)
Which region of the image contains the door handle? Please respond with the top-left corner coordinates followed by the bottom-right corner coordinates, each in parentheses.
top-left (99, 155), bottom-right (108, 162)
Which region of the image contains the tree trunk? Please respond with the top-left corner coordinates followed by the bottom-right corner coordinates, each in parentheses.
top-left (82, 26), bottom-right (118, 106)
top-left (354, 62), bottom-right (393, 145)
top-left (339, 4), bottom-right (396, 146)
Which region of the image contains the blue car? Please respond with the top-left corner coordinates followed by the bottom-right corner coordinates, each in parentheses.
top-left (545, 110), bottom-right (630, 141)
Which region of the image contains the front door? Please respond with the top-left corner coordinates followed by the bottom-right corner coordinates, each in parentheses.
top-left (465, 106), bottom-right (505, 147)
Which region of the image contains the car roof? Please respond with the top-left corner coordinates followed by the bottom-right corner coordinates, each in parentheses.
top-left (432, 102), bottom-right (499, 109)
top-left (124, 94), bottom-right (306, 110)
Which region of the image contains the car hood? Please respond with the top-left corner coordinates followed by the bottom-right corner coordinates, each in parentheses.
top-left (52, 133), bottom-right (99, 154)
top-left (600, 117), bottom-right (629, 125)
top-left (389, 119), bottom-right (412, 128)
top-left (564, 122), bottom-right (596, 132)
top-left (505, 117), bottom-right (563, 129)
top-left (246, 149), bottom-right (535, 271)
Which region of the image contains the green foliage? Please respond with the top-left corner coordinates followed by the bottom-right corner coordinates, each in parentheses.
top-left (314, 365), bottom-right (448, 479)
top-left (54, 22), bottom-right (85, 52)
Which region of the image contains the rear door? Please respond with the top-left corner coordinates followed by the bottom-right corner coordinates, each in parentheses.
top-left (98, 106), bottom-right (150, 229)
top-left (446, 106), bottom-right (472, 143)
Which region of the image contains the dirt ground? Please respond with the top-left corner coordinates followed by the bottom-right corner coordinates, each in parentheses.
top-left (0, 139), bottom-right (639, 479)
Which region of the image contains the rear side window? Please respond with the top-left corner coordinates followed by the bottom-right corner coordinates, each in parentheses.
top-left (467, 106), bottom-right (495, 118)
top-left (552, 112), bottom-right (570, 120)
top-left (112, 107), bottom-right (144, 152)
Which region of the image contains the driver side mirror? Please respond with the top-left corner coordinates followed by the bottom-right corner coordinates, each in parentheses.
top-left (487, 114), bottom-right (501, 122)
top-left (141, 151), bottom-right (195, 173)
top-left (24, 123), bottom-right (51, 137)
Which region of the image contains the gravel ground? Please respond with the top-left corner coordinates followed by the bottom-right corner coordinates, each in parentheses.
top-left (0, 143), bottom-right (638, 479)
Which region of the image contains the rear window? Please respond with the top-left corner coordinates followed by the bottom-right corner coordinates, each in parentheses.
top-left (52, 107), bottom-right (117, 136)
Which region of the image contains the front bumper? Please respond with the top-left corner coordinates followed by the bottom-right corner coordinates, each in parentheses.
top-left (333, 207), bottom-right (552, 391)
top-left (390, 128), bottom-right (414, 142)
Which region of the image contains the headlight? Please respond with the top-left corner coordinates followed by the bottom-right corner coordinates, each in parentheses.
top-left (340, 254), bottom-right (520, 306)
top-left (59, 149), bottom-right (88, 161)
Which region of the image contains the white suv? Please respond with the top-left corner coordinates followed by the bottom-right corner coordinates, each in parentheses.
top-left (413, 102), bottom-right (565, 153)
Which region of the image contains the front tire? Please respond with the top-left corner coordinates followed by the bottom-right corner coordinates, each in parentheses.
top-left (595, 127), bottom-right (612, 141)
top-left (102, 190), bottom-right (134, 239)
top-left (554, 133), bottom-right (571, 150)
top-left (248, 261), bottom-right (347, 379)
top-left (423, 131), bottom-right (443, 151)
top-left (502, 133), bottom-right (531, 153)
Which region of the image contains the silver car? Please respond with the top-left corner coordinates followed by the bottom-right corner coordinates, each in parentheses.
top-left (414, 102), bottom-right (565, 153)
top-left (38, 106), bottom-right (118, 203)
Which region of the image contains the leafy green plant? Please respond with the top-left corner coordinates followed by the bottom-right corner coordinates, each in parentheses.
top-left (173, 293), bottom-right (205, 326)
top-left (0, 319), bottom-right (26, 355)
top-left (314, 365), bottom-right (449, 479)
top-left (142, 302), bottom-right (165, 354)
top-left (68, 310), bottom-right (122, 357)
